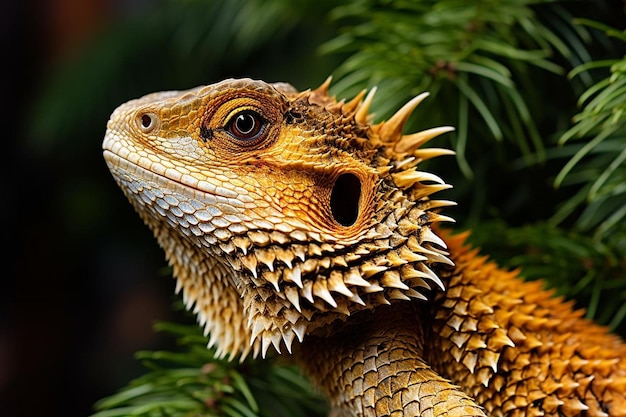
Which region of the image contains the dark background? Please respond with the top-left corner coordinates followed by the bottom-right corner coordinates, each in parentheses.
top-left (5, 2), bottom-right (339, 416)
top-left (4, 1), bottom-right (626, 417)
top-left (5, 2), bottom-right (175, 416)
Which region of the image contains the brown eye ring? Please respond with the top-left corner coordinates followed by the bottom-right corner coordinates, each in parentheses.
top-left (225, 110), bottom-right (265, 141)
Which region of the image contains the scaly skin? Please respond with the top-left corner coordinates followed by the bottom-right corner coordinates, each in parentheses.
top-left (103, 78), bottom-right (626, 416)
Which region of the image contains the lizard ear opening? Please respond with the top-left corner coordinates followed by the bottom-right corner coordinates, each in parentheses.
top-left (330, 173), bottom-right (361, 227)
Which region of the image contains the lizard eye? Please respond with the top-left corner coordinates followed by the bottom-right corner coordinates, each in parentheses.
top-left (225, 110), bottom-right (266, 141)
top-left (136, 112), bottom-right (158, 133)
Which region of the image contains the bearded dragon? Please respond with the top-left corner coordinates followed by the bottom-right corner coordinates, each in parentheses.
top-left (102, 77), bottom-right (626, 416)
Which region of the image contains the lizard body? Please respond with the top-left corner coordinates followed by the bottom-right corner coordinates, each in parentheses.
top-left (103, 78), bottom-right (626, 416)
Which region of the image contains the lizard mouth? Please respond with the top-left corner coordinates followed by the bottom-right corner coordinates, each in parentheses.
top-left (102, 149), bottom-right (252, 205)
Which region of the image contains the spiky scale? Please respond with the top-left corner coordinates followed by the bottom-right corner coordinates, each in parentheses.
top-left (377, 93), bottom-right (430, 142)
top-left (355, 86), bottom-right (377, 125)
top-left (395, 126), bottom-right (455, 154)
top-left (328, 270), bottom-right (354, 297)
top-left (313, 279), bottom-right (338, 308)
top-left (342, 89), bottom-right (367, 115)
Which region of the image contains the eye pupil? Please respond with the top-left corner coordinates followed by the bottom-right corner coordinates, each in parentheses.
top-left (235, 113), bottom-right (255, 135)
top-left (141, 114), bottom-right (152, 128)
top-left (227, 110), bottom-right (264, 140)
top-left (137, 112), bottom-right (158, 133)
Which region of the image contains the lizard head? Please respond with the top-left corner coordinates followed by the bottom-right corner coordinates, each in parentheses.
top-left (103, 77), bottom-right (455, 360)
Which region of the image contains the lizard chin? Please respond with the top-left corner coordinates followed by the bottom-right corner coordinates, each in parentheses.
top-left (234, 207), bottom-right (455, 358)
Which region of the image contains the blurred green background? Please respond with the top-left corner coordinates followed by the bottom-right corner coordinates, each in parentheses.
top-left (5, 1), bottom-right (626, 416)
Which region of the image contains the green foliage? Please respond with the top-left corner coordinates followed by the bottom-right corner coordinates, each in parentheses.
top-left (552, 22), bottom-right (626, 241)
top-left (92, 321), bottom-right (327, 417)
top-left (321, 0), bottom-right (585, 176)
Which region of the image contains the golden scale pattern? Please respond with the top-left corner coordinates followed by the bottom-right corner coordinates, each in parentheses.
top-left (103, 77), bottom-right (626, 416)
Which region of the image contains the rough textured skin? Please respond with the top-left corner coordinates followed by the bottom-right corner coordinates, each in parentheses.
top-left (103, 77), bottom-right (626, 416)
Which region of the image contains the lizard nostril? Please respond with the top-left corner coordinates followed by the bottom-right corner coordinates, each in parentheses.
top-left (330, 173), bottom-right (361, 227)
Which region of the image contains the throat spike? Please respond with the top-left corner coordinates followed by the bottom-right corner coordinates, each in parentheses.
top-left (282, 330), bottom-right (296, 354)
top-left (313, 279), bottom-right (338, 308)
top-left (285, 286), bottom-right (302, 312)
top-left (261, 334), bottom-right (272, 358)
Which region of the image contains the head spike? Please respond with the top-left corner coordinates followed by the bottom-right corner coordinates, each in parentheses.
top-left (378, 92), bottom-right (430, 142)
top-left (307, 76), bottom-right (334, 107)
top-left (313, 76), bottom-right (332, 97)
top-left (413, 147), bottom-right (456, 161)
top-left (394, 126), bottom-right (455, 153)
top-left (342, 89), bottom-right (367, 115)
top-left (391, 170), bottom-right (446, 188)
top-left (355, 86), bottom-right (377, 125)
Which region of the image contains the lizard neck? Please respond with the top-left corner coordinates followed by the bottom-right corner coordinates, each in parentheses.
top-left (294, 302), bottom-right (486, 417)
